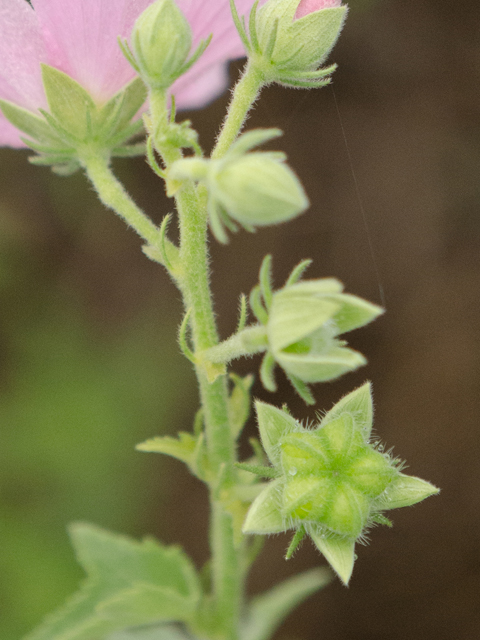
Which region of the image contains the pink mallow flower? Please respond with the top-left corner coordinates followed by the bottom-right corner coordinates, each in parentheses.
top-left (295, 0), bottom-right (342, 20)
top-left (0, 0), bottom-right (259, 147)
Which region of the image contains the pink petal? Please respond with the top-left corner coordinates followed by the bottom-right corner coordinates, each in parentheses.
top-left (295, 0), bottom-right (342, 20)
top-left (32, 0), bottom-right (154, 103)
top-left (0, 0), bottom-right (47, 110)
top-left (173, 62), bottom-right (228, 110)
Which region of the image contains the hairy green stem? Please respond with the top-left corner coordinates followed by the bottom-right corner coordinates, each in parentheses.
top-left (149, 88), bottom-right (242, 638)
top-left (82, 152), bottom-right (158, 244)
top-left (206, 325), bottom-right (268, 364)
top-left (86, 68), bottom-right (266, 637)
top-left (175, 182), bottom-right (242, 639)
top-left (212, 63), bottom-right (264, 160)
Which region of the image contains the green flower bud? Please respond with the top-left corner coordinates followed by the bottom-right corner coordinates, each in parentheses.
top-left (205, 256), bottom-right (384, 400)
top-left (212, 153), bottom-right (308, 226)
top-left (267, 278), bottom-right (383, 385)
top-left (232, 0), bottom-right (348, 88)
top-left (242, 384), bottom-right (439, 584)
top-left (131, 0), bottom-right (193, 90)
top-left (170, 129), bottom-right (309, 243)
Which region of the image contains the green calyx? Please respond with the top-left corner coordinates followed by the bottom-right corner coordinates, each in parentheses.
top-left (170, 129), bottom-right (309, 243)
top-left (255, 257), bottom-right (383, 403)
top-left (279, 413), bottom-right (396, 537)
top-left (267, 278), bottom-right (383, 391)
top-left (205, 256), bottom-right (383, 399)
top-left (231, 0), bottom-right (347, 88)
top-left (0, 67), bottom-right (148, 173)
top-left (242, 384), bottom-right (439, 584)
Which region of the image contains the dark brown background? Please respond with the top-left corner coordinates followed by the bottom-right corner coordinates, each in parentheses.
top-left (0, 0), bottom-right (479, 638)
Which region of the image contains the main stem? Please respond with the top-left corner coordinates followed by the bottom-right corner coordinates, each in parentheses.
top-left (150, 89), bottom-right (242, 639)
top-left (86, 67), bottom-right (264, 636)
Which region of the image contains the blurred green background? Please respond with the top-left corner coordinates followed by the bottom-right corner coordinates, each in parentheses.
top-left (1, 0), bottom-right (479, 638)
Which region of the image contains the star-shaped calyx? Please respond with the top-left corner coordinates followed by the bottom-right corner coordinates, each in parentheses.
top-left (241, 382), bottom-right (439, 584)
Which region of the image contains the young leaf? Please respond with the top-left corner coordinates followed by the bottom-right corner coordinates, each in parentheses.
top-left (137, 432), bottom-right (197, 463)
top-left (25, 523), bottom-right (201, 640)
top-left (241, 568), bottom-right (331, 640)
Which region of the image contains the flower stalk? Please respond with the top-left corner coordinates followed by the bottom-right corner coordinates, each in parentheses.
top-left (212, 62), bottom-right (264, 160)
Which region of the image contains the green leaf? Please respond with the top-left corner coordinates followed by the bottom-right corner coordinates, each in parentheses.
top-left (25, 523), bottom-right (201, 640)
top-left (241, 568), bottom-right (331, 640)
top-left (242, 479), bottom-right (286, 534)
top-left (0, 99), bottom-right (65, 146)
top-left (320, 382), bottom-right (374, 439)
top-left (107, 625), bottom-right (190, 640)
top-left (379, 474), bottom-right (439, 510)
top-left (255, 401), bottom-right (297, 466)
top-left (136, 433), bottom-right (208, 479)
top-left (307, 526), bottom-right (356, 586)
top-left (41, 64), bottom-right (96, 140)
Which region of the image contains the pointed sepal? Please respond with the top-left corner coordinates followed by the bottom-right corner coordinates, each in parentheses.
top-left (243, 479), bottom-right (287, 534)
top-left (255, 401), bottom-right (297, 466)
top-left (320, 381), bottom-right (374, 439)
top-left (378, 473), bottom-right (440, 510)
top-left (307, 526), bottom-right (356, 586)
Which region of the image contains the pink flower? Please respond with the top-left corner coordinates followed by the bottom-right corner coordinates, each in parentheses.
top-left (0, 0), bottom-right (259, 147)
top-left (295, 0), bottom-right (342, 20)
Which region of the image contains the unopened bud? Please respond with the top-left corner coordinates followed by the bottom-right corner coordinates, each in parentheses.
top-left (212, 152), bottom-right (308, 228)
top-left (170, 129), bottom-right (309, 243)
top-left (240, 0), bottom-right (348, 88)
top-left (131, 0), bottom-right (192, 90)
top-left (267, 278), bottom-right (383, 383)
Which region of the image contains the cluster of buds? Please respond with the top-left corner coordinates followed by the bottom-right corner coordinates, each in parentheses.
top-left (170, 129), bottom-right (309, 243)
top-left (240, 384), bottom-right (439, 584)
top-left (206, 257), bottom-right (383, 403)
top-left (232, 0), bottom-right (348, 88)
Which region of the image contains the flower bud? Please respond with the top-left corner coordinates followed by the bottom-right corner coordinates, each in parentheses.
top-left (267, 278), bottom-right (383, 384)
top-left (212, 153), bottom-right (308, 228)
top-left (170, 129), bottom-right (309, 243)
top-left (237, 0), bottom-right (347, 88)
top-left (242, 384), bottom-right (439, 584)
top-left (131, 0), bottom-right (193, 90)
